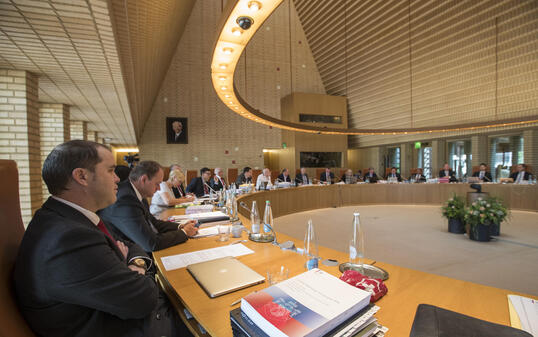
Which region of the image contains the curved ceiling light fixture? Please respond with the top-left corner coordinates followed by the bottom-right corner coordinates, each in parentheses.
top-left (210, 0), bottom-right (538, 135)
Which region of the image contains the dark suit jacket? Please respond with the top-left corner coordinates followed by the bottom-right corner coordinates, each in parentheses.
top-left (472, 171), bottom-right (493, 182)
top-left (14, 197), bottom-right (158, 337)
top-left (277, 173), bottom-right (292, 183)
top-left (509, 171), bottom-right (531, 181)
top-left (410, 173), bottom-right (426, 182)
top-left (439, 169), bottom-right (455, 178)
top-left (295, 173), bottom-right (310, 185)
top-left (235, 173), bottom-right (252, 185)
top-left (386, 172), bottom-right (402, 182)
top-left (186, 176), bottom-right (208, 197)
top-left (168, 130), bottom-right (186, 143)
top-left (210, 176), bottom-right (226, 191)
top-left (319, 172), bottom-right (335, 183)
top-left (365, 172), bottom-right (378, 183)
top-left (171, 184), bottom-right (186, 198)
top-left (98, 180), bottom-right (188, 252)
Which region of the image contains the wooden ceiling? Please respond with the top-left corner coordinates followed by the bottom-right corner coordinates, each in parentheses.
top-left (0, 0), bottom-right (195, 145)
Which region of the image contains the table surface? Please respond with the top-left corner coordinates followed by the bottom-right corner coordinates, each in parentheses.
top-left (155, 200), bottom-right (536, 337)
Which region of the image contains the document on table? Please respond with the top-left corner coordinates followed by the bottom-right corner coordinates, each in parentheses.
top-left (508, 294), bottom-right (538, 336)
top-left (161, 243), bottom-right (254, 271)
top-left (193, 225), bottom-right (229, 238)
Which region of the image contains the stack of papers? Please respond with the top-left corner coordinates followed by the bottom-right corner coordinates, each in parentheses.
top-left (170, 211), bottom-right (230, 227)
top-left (185, 204), bottom-right (214, 215)
top-left (160, 243), bottom-right (254, 271)
top-left (508, 295), bottom-right (538, 336)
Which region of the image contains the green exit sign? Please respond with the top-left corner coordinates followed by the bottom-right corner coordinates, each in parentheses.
top-left (282, 142), bottom-right (287, 149)
top-left (415, 142), bottom-right (421, 149)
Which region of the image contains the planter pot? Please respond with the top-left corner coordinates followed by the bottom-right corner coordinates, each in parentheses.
top-left (470, 223), bottom-right (491, 242)
top-left (448, 218), bottom-right (465, 234)
top-left (490, 222), bottom-right (500, 236)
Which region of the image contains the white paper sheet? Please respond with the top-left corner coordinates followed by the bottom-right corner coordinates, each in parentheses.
top-left (161, 243), bottom-right (254, 271)
top-left (508, 294), bottom-right (538, 336)
top-left (193, 225), bottom-right (230, 238)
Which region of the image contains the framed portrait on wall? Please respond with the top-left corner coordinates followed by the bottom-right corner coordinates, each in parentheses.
top-left (166, 117), bottom-right (188, 144)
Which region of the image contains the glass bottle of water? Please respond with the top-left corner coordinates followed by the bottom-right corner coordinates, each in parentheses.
top-left (350, 212), bottom-right (365, 271)
top-left (250, 201), bottom-right (260, 234)
top-left (263, 200), bottom-right (273, 234)
top-left (304, 219), bottom-right (319, 270)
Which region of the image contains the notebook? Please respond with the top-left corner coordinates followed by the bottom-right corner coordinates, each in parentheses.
top-left (187, 256), bottom-right (265, 298)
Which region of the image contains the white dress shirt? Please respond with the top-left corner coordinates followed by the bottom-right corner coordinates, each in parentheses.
top-left (256, 174), bottom-right (273, 189)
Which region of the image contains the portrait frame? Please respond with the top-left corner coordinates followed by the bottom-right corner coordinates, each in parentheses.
top-left (166, 117), bottom-right (188, 144)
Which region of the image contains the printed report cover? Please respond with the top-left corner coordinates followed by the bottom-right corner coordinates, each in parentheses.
top-left (241, 268), bottom-right (371, 337)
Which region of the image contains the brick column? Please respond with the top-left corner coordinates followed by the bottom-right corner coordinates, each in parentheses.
top-left (523, 129), bottom-right (538, 176)
top-left (70, 120), bottom-right (87, 140)
top-left (431, 140), bottom-right (446, 175)
top-left (0, 69), bottom-right (41, 225)
top-left (39, 103), bottom-right (70, 200)
top-left (400, 143), bottom-right (413, 178)
top-left (87, 130), bottom-right (97, 142)
top-left (471, 135), bottom-right (488, 167)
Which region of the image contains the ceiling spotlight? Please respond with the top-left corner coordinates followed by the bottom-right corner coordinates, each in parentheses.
top-left (219, 64), bottom-right (227, 70)
top-left (219, 76), bottom-right (227, 81)
top-left (222, 47), bottom-right (233, 54)
top-left (236, 16), bottom-right (253, 30)
top-left (221, 86), bottom-right (228, 90)
top-left (248, 1), bottom-right (261, 11)
top-left (224, 94), bottom-right (231, 98)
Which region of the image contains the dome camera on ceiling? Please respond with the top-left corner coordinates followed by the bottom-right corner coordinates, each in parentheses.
top-left (236, 16), bottom-right (254, 30)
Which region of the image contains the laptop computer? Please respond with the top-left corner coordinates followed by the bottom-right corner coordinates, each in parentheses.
top-left (187, 256), bottom-right (265, 298)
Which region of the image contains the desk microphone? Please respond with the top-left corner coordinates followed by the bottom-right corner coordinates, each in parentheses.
top-left (203, 181), bottom-right (217, 195)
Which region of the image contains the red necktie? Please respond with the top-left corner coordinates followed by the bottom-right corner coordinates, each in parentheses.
top-left (97, 219), bottom-right (115, 243)
top-left (204, 182), bottom-right (209, 194)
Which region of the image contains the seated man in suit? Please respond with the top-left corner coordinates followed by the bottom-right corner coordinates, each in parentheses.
top-left (411, 168), bottom-right (426, 182)
top-left (439, 163), bottom-right (457, 182)
top-left (295, 167), bottom-right (310, 185)
top-left (472, 163), bottom-right (492, 182)
top-left (510, 163), bottom-right (531, 183)
top-left (186, 167), bottom-right (212, 197)
top-left (319, 167), bottom-right (335, 184)
top-left (364, 167), bottom-right (378, 183)
top-left (355, 169), bottom-right (363, 181)
top-left (210, 167), bottom-right (226, 191)
top-left (14, 140), bottom-right (189, 337)
top-left (236, 166), bottom-right (253, 185)
top-left (341, 169), bottom-right (357, 184)
top-left (99, 160), bottom-right (198, 253)
top-left (386, 167), bottom-right (402, 182)
top-left (277, 168), bottom-right (292, 183)
top-left (256, 168), bottom-right (273, 190)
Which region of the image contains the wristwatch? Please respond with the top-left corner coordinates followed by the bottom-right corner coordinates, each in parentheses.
top-left (131, 258), bottom-right (147, 269)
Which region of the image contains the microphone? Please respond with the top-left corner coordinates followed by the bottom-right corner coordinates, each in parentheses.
top-left (203, 181), bottom-right (217, 195)
top-left (216, 175), bottom-right (227, 189)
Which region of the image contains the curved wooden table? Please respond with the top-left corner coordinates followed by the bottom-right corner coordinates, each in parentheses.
top-left (154, 184), bottom-right (537, 337)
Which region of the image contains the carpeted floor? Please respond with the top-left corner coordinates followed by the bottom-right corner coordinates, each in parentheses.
top-left (274, 205), bottom-right (538, 296)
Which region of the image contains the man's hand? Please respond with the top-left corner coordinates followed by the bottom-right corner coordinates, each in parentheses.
top-left (128, 265), bottom-right (146, 275)
top-left (182, 222), bottom-right (198, 237)
top-left (117, 241), bottom-right (128, 260)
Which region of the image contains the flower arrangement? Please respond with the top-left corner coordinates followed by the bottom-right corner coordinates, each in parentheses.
top-left (441, 194), bottom-right (465, 220)
top-left (464, 196), bottom-right (509, 226)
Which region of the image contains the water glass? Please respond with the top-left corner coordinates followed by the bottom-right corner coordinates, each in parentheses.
top-left (218, 225), bottom-right (230, 242)
top-left (266, 265), bottom-right (289, 285)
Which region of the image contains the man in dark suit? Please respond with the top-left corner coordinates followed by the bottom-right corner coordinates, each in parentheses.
top-left (472, 163), bottom-right (492, 182)
top-left (277, 168), bottom-right (292, 183)
top-left (168, 120), bottom-right (187, 143)
top-left (14, 140), bottom-right (188, 337)
top-left (295, 167), bottom-right (310, 185)
top-left (439, 163), bottom-right (457, 182)
top-left (99, 161), bottom-right (198, 253)
top-left (510, 163), bottom-right (531, 183)
top-left (186, 167), bottom-right (212, 197)
top-left (410, 168), bottom-right (427, 182)
top-left (210, 167), bottom-right (226, 191)
top-left (365, 167), bottom-right (378, 183)
top-left (386, 167), bottom-right (402, 182)
top-left (319, 167), bottom-right (335, 184)
top-left (236, 166), bottom-right (253, 185)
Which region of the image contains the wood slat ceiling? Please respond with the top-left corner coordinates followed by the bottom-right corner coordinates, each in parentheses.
top-left (0, 0), bottom-right (134, 144)
top-left (0, 0), bottom-right (195, 145)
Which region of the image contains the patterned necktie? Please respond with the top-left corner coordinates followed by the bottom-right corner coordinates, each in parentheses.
top-left (203, 182), bottom-right (209, 194)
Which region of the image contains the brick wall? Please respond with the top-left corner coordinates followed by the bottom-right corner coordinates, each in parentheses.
top-left (39, 103), bottom-right (70, 200)
top-left (0, 69), bottom-right (41, 225)
top-left (70, 120), bottom-right (87, 140)
top-left (139, 0), bottom-right (325, 172)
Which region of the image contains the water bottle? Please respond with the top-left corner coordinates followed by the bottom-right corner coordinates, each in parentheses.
top-left (350, 212), bottom-right (365, 271)
top-left (304, 219), bottom-right (319, 270)
top-left (263, 200), bottom-right (273, 233)
top-left (250, 201), bottom-right (260, 234)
